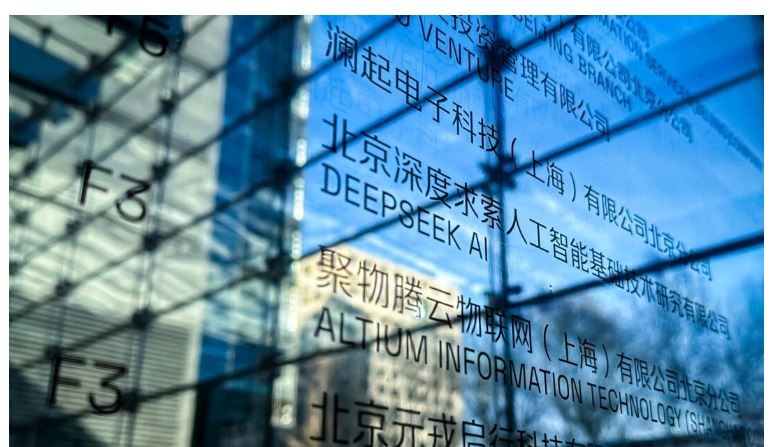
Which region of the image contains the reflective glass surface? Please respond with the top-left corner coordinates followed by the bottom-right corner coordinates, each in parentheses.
top-left (9, 15), bottom-right (764, 447)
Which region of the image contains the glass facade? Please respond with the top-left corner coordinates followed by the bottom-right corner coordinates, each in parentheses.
top-left (9, 15), bottom-right (763, 446)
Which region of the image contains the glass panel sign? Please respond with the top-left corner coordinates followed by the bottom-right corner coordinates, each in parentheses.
top-left (8, 14), bottom-right (764, 447)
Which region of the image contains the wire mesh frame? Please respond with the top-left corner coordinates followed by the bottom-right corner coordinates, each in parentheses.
top-left (9, 13), bottom-right (761, 380)
top-left (8, 14), bottom-right (764, 443)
